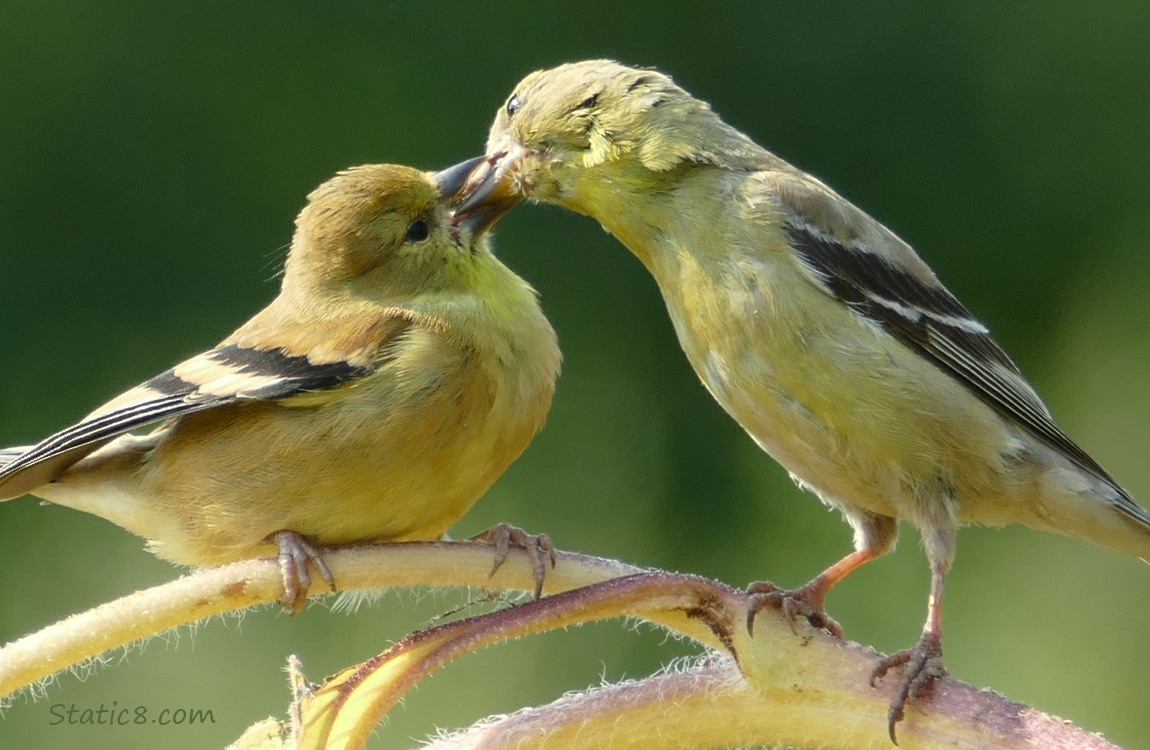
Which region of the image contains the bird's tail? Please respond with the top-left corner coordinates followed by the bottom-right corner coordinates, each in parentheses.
top-left (1107, 492), bottom-right (1150, 563)
top-left (0, 447), bottom-right (31, 497)
top-left (1036, 474), bottom-right (1150, 563)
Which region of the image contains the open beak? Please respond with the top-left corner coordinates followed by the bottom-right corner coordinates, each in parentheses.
top-left (432, 155), bottom-right (487, 198)
top-left (438, 150), bottom-right (524, 237)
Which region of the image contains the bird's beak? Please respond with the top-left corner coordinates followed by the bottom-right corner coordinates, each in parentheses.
top-left (445, 147), bottom-right (525, 237)
top-left (432, 155), bottom-right (488, 199)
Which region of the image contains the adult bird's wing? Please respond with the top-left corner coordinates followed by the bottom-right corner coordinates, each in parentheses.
top-left (769, 173), bottom-right (1138, 513)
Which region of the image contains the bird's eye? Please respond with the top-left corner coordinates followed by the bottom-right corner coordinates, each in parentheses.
top-left (404, 220), bottom-right (429, 243)
top-left (577, 92), bottom-right (599, 110)
top-left (506, 95), bottom-right (522, 118)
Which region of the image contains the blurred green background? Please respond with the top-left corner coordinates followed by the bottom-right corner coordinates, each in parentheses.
top-left (2, 2), bottom-right (1149, 748)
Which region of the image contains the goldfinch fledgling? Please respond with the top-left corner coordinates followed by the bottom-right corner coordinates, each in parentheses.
top-left (0, 161), bottom-right (561, 610)
top-left (454, 59), bottom-right (1149, 735)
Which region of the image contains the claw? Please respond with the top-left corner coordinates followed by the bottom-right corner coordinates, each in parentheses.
top-left (745, 580), bottom-right (844, 638)
top-left (471, 522), bottom-right (556, 599)
top-left (870, 630), bottom-right (947, 744)
top-left (274, 530), bottom-right (335, 613)
top-left (745, 548), bottom-right (879, 637)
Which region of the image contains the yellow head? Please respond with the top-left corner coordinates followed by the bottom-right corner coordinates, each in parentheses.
top-left (456, 60), bottom-right (770, 220)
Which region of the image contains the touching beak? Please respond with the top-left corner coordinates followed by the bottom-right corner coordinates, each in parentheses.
top-left (432, 155), bottom-right (488, 198)
top-left (441, 149), bottom-right (524, 237)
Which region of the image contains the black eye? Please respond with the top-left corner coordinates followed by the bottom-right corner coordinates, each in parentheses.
top-left (506, 94), bottom-right (522, 117)
top-left (577, 92), bottom-right (599, 110)
top-left (404, 220), bottom-right (429, 243)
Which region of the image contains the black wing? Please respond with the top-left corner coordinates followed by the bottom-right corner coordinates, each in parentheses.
top-left (0, 343), bottom-right (375, 499)
top-left (782, 213), bottom-right (1128, 499)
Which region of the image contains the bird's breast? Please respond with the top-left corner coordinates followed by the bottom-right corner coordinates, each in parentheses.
top-left (77, 321), bottom-right (557, 567)
top-left (656, 244), bottom-right (1015, 517)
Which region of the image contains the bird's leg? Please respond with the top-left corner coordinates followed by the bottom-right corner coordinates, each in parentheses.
top-left (470, 522), bottom-right (556, 599)
top-left (870, 562), bottom-right (949, 743)
top-left (746, 548), bottom-right (878, 637)
top-left (274, 530), bottom-right (335, 613)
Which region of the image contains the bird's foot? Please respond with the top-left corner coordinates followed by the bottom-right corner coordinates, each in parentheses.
top-left (470, 522), bottom-right (556, 599)
top-left (274, 530), bottom-right (335, 613)
top-left (870, 630), bottom-right (947, 744)
top-left (745, 579), bottom-right (844, 638)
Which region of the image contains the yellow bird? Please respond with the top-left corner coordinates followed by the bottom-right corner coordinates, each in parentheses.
top-left (0, 161), bottom-right (561, 610)
top-left (454, 59), bottom-right (1149, 735)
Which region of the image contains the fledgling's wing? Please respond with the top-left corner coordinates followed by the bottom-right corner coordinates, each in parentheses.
top-left (0, 447), bottom-right (29, 469)
top-left (770, 172), bottom-right (1140, 513)
top-left (0, 319), bottom-right (406, 499)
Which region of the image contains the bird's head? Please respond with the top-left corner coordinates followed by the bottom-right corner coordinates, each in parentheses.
top-left (452, 60), bottom-right (767, 223)
top-left (284, 160), bottom-right (510, 300)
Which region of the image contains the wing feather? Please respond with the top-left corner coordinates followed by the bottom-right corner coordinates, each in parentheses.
top-left (0, 341), bottom-right (380, 499)
top-left (776, 188), bottom-right (1128, 502)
